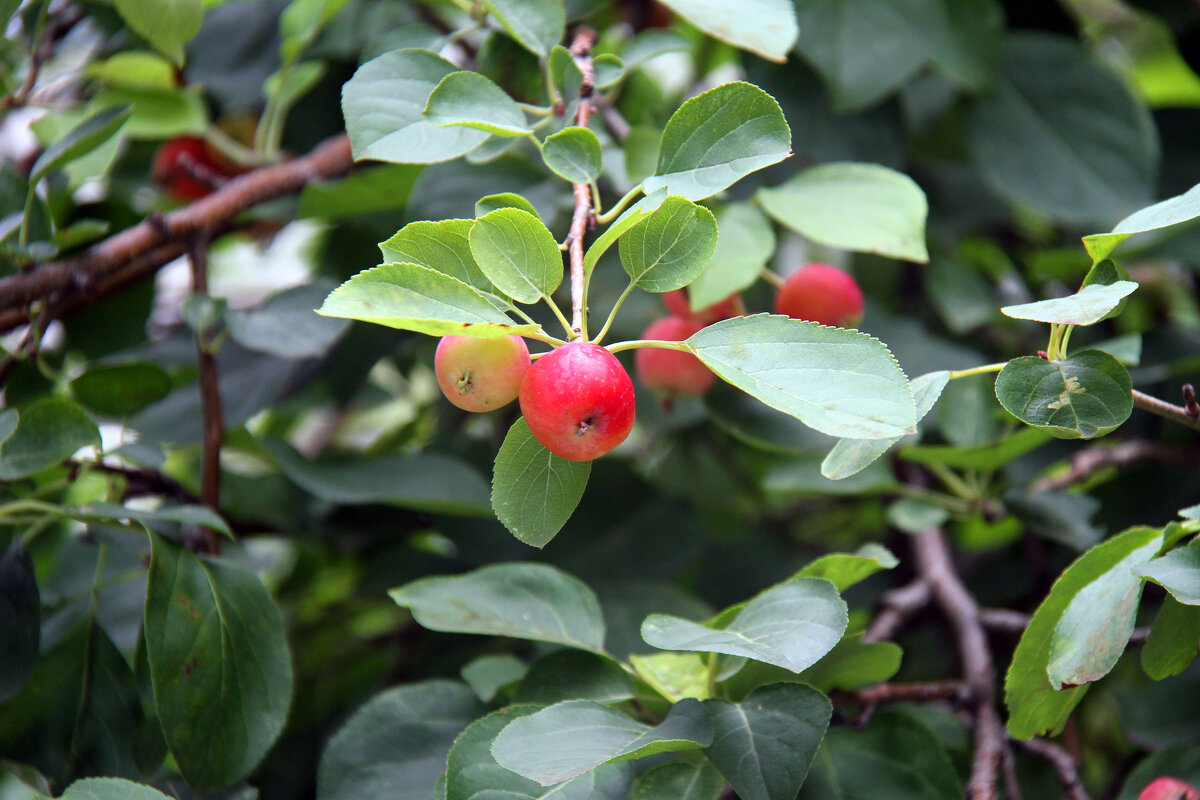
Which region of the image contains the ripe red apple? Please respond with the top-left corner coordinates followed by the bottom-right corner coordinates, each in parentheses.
top-left (774, 263), bottom-right (864, 328)
top-left (151, 136), bottom-right (241, 202)
top-left (435, 334), bottom-right (530, 412)
top-left (1138, 777), bottom-right (1200, 800)
top-left (518, 342), bottom-right (635, 462)
top-left (635, 316), bottom-right (714, 399)
top-left (663, 289), bottom-right (740, 325)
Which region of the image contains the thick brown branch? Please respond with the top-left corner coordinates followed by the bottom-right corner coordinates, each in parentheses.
top-left (566, 27), bottom-right (597, 340)
top-left (0, 134), bottom-right (353, 333)
top-left (1014, 738), bottom-right (1092, 800)
top-left (1133, 388), bottom-right (1200, 433)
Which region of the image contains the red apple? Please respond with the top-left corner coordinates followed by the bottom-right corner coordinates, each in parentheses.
top-left (663, 289), bottom-right (740, 325)
top-left (1138, 777), bottom-right (1200, 800)
top-left (435, 334), bottom-right (530, 412)
top-left (151, 136), bottom-right (242, 202)
top-left (635, 316), bottom-right (714, 398)
top-left (518, 342), bottom-right (635, 462)
top-left (774, 263), bottom-right (864, 328)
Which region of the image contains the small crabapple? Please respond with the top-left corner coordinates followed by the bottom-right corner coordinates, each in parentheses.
top-left (1138, 777), bottom-right (1200, 800)
top-left (518, 342), bottom-right (635, 462)
top-left (434, 334), bottom-right (530, 412)
top-left (774, 262), bottom-right (864, 328)
top-left (151, 136), bottom-right (241, 202)
top-left (663, 288), bottom-right (740, 325)
top-left (635, 316), bottom-right (714, 399)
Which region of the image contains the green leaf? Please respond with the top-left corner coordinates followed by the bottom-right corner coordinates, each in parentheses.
top-left (584, 187), bottom-right (668, 275)
top-left (642, 577), bottom-right (848, 673)
top-left (798, 544), bottom-right (899, 592)
top-left (446, 706), bottom-right (632, 800)
top-left (657, 0), bottom-right (797, 62)
top-left (644, 82), bottom-right (791, 202)
top-left (425, 72), bottom-right (531, 137)
top-left (629, 762), bottom-right (724, 800)
top-left (469, 208), bottom-right (564, 303)
top-left (1084, 181), bottom-right (1200, 262)
top-left (0, 541), bottom-right (38, 703)
top-left (995, 351), bottom-right (1133, 440)
top-left (144, 534), bottom-right (294, 790)
top-left (1006, 525), bottom-right (1163, 739)
top-left (227, 282), bottom-right (350, 360)
top-left (688, 314), bottom-right (917, 440)
top-left (542, 126), bottom-right (603, 184)
top-left (30, 106), bottom-right (132, 186)
top-left (967, 33), bottom-right (1159, 226)
top-left (492, 418), bottom-right (590, 547)
top-left (822, 370), bottom-right (948, 480)
top-left (492, 699), bottom-right (713, 784)
top-left (341, 49), bottom-right (488, 164)
top-left (1048, 534), bottom-right (1164, 689)
top-left (900, 427), bottom-right (1051, 470)
top-left (793, 0), bottom-right (949, 112)
top-left (380, 219), bottom-right (492, 291)
top-left (1000, 281), bottom-right (1139, 325)
top-left (316, 262), bottom-right (540, 337)
top-left (800, 635), bottom-right (903, 692)
top-left (619, 195), bottom-right (717, 292)
top-left (703, 683), bottom-right (831, 800)
top-left (0, 399), bottom-right (100, 481)
top-left (66, 502), bottom-right (233, 539)
top-left (299, 164), bottom-right (421, 219)
top-left (593, 55), bottom-right (624, 89)
top-left (87, 86), bottom-right (208, 139)
top-left (85, 51), bottom-right (178, 89)
top-left (687, 203), bottom-right (774, 310)
top-left (514, 650), bottom-right (634, 706)
top-left (462, 654), bottom-right (528, 702)
top-left (757, 162), bottom-right (929, 263)
top-left (1142, 596), bottom-right (1200, 679)
top-left (389, 562), bottom-right (607, 653)
top-left (630, 652), bottom-right (710, 702)
top-left (476, 192), bottom-right (541, 218)
top-left (316, 680), bottom-right (484, 800)
top-left (482, 0), bottom-right (565, 58)
top-left (69, 361), bottom-right (171, 417)
top-left (263, 438), bottom-right (492, 516)
top-left (57, 778), bottom-right (173, 800)
top-left (113, 0), bottom-right (203, 65)
top-left (1136, 543), bottom-right (1200, 605)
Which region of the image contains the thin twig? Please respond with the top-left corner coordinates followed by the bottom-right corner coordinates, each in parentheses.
top-left (1014, 738), bottom-right (1092, 800)
top-left (1001, 743), bottom-right (1025, 800)
top-left (188, 232), bottom-right (223, 556)
top-left (863, 579), bottom-right (932, 643)
top-left (565, 27), bottom-right (597, 340)
top-left (595, 95), bottom-right (631, 142)
top-left (0, 134), bottom-right (353, 333)
top-left (1031, 440), bottom-right (1200, 493)
top-left (2, 4), bottom-right (85, 110)
top-left (1132, 389), bottom-right (1200, 433)
top-left (831, 680), bottom-right (970, 707)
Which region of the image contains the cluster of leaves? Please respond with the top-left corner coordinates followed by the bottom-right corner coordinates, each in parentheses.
top-left (4, 0), bottom-right (1200, 799)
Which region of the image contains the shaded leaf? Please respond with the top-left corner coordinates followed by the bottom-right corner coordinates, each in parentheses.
top-left (1136, 543), bottom-right (1200, 605)
top-left (67, 502), bottom-right (233, 539)
top-left (113, 0), bottom-right (203, 64)
top-left (900, 427), bottom-right (1051, 470)
top-left (798, 544), bottom-right (898, 592)
top-left (583, 188), bottom-right (668, 275)
top-left (514, 650), bottom-right (634, 706)
top-left (461, 654), bottom-right (528, 703)
top-left (688, 203), bottom-right (774, 310)
top-left (476, 192), bottom-right (541, 219)
top-left (0, 399), bottom-right (100, 481)
top-left (69, 362), bottom-right (171, 417)
top-left (426, 72), bottom-right (531, 137)
top-left (800, 635), bottom-right (903, 692)
top-left (995, 351), bottom-right (1133, 440)
top-left (658, 0), bottom-right (797, 62)
top-left (57, 778), bottom-right (173, 800)
top-left (483, 0), bottom-right (565, 57)
top-left (379, 219), bottom-right (491, 290)
top-left (620, 195), bottom-right (717, 292)
top-left (0, 541), bottom-right (39, 702)
top-left (30, 106), bottom-right (131, 186)
top-left (227, 282), bottom-right (350, 360)
top-left (1142, 596), bottom-right (1200, 680)
top-left (543, 127), bottom-right (602, 184)
top-left (629, 762), bottom-right (724, 800)
top-left (492, 418), bottom-right (590, 546)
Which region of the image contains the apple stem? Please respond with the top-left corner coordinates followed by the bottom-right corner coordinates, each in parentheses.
top-left (606, 339), bottom-right (695, 355)
top-left (760, 268), bottom-right (786, 289)
top-left (565, 27), bottom-right (598, 341)
top-left (948, 363), bottom-right (1007, 380)
top-left (590, 279), bottom-right (637, 345)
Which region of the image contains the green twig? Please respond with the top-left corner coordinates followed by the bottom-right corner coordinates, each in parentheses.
top-left (595, 185), bottom-right (642, 225)
top-left (606, 338), bottom-right (695, 354)
top-left (949, 363), bottom-right (1007, 380)
top-left (591, 280), bottom-right (637, 345)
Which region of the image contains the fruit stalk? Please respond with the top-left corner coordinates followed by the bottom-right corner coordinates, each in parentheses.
top-left (566, 27), bottom-right (598, 340)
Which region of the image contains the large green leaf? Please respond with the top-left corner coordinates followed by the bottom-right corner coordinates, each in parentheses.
top-left (483, 0), bottom-right (565, 57)
top-left (1048, 534), bottom-right (1164, 689)
top-left (445, 707), bottom-right (632, 800)
top-left (0, 399), bottom-right (101, 481)
top-left (492, 699), bottom-right (713, 784)
top-left (492, 418), bottom-right (591, 547)
top-left (799, 635), bottom-right (903, 693)
top-left (1084, 180), bottom-right (1200, 262)
top-left (1006, 526), bottom-right (1163, 739)
top-left (995, 351), bottom-right (1133, 440)
top-left (56, 778), bottom-right (173, 800)
top-left (688, 203), bottom-right (774, 310)
top-left (514, 650), bottom-right (634, 706)
top-left (1142, 596), bottom-right (1200, 679)
top-left (641, 577), bottom-right (847, 673)
top-left (29, 106), bottom-right (131, 187)
top-left (703, 683), bottom-right (831, 800)
top-left (792, 0), bottom-right (949, 111)
top-left (0, 541), bottom-right (38, 703)
top-left (797, 544), bottom-right (898, 592)
top-left (643, 82), bottom-right (791, 201)
top-left (263, 438), bottom-right (491, 516)
top-left (469, 208), bottom-right (563, 303)
top-left (144, 535), bottom-right (293, 790)
top-left (628, 762), bottom-right (724, 800)
top-left (226, 282), bottom-right (350, 360)
top-left (967, 33), bottom-right (1158, 226)
top-left (619, 195), bottom-right (717, 292)
top-left (389, 562), bottom-right (607, 653)
top-left (656, 0), bottom-right (797, 62)
top-left (69, 362), bottom-right (171, 417)
top-left (425, 72), bottom-right (531, 137)
top-left (1000, 281), bottom-right (1139, 325)
top-left (757, 163), bottom-right (929, 262)
top-left (341, 49), bottom-right (487, 163)
top-left (379, 219), bottom-right (491, 290)
top-left (543, 127), bottom-right (603, 184)
top-left (687, 314), bottom-right (917, 440)
top-left (316, 262), bottom-right (541, 337)
top-left (113, 0), bottom-right (202, 64)
top-left (1136, 543), bottom-right (1200, 605)
top-left (66, 502), bottom-right (233, 539)
top-left (316, 680), bottom-right (484, 800)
